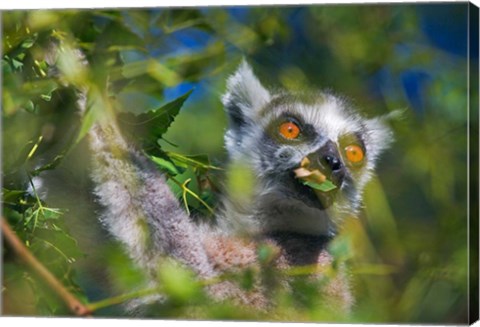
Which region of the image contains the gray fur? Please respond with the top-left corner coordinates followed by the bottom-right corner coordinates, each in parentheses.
top-left (88, 123), bottom-right (216, 279)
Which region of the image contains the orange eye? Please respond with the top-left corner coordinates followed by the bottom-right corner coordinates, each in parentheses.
top-left (279, 122), bottom-right (300, 140)
top-left (344, 144), bottom-right (364, 164)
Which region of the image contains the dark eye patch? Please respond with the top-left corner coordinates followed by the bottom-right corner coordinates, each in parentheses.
top-left (339, 133), bottom-right (365, 149)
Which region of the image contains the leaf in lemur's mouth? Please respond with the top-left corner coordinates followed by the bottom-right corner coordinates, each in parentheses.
top-left (301, 179), bottom-right (337, 192)
top-left (293, 157), bottom-right (337, 192)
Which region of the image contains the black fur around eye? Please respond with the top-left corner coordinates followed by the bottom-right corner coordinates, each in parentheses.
top-left (339, 134), bottom-right (365, 151)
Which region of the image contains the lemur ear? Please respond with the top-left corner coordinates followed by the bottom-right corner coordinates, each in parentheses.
top-left (363, 114), bottom-right (396, 164)
top-left (222, 60), bottom-right (271, 131)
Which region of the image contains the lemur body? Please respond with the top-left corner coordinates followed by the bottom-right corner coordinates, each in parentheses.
top-left (85, 61), bottom-right (392, 313)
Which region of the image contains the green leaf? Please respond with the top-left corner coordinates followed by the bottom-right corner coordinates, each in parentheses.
top-left (3, 189), bottom-right (28, 202)
top-left (257, 244), bottom-right (277, 265)
top-left (40, 207), bottom-right (63, 220)
top-left (166, 152), bottom-right (221, 172)
top-left (156, 259), bottom-right (201, 303)
top-left (23, 100), bottom-right (37, 113)
top-left (117, 89), bottom-right (193, 147)
top-left (328, 233), bottom-right (353, 265)
top-left (302, 179), bottom-right (337, 192)
top-left (104, 244), bottom-right (148, 293)
top-left (74, 93), bottom-right (101, 146)
top-left (2, 189), bottom-right (36, 211)
top-left (21, 37), bottom-right (36, 49)
top-left (40, 93), bottom-right (52, 101)
top-left (33, 226), bottom-right (83, 264)
top-left (57, 45), bottom-right (88, 86)
top-left (11, 58), bottom-right (23, 70)
top-left (149, 155), bottom-right (184, 176)
top-left (2, 57), bottom-right (13, 74)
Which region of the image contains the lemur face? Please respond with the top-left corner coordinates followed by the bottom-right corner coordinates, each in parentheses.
top-left (256, 94), bottom-right (370, 211)
top-left (222, 61), bottom-right (392, 235)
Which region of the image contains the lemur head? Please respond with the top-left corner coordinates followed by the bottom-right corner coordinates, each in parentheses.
top-left (222, 61), bottom-right (392, 236)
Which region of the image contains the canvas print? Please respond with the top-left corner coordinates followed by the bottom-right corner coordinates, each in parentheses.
top-left (1, 2), bottom-right (479, 324)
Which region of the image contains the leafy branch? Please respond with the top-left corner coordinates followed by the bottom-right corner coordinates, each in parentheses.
top-left (4, 209), bottom-right (388, 316)
top-left (1, 217), bottom-right (91, 316)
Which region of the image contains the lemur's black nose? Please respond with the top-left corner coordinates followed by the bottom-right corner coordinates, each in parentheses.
top-left (314, 141), bottom-right (346, 187)
top-left (322, 155), bottom-right (342, 172)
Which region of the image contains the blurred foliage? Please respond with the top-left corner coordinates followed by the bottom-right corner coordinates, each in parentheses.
top-left (2, 3), bottom-right (476, 324)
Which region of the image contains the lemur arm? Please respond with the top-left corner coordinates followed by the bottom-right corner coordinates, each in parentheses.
top-left (83, 96), bottom-right (216, 280)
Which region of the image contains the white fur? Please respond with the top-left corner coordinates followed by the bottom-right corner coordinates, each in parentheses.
top-left (222, 60), bottom-right (271, 122)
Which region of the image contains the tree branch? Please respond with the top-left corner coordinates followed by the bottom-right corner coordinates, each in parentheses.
top-left (1, 217), bottom-right (91, 316)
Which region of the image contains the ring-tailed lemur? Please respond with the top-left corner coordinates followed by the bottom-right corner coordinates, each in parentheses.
top-left (86, 60), bottom-right (393, 313)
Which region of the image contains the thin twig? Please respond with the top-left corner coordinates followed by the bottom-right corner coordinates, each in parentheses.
top-left (1, 217), bottom-right (91, 316)
top-left (169, 176), bottom-right (215, 214)
top-left (86, 287), bottom-right (161, 312)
